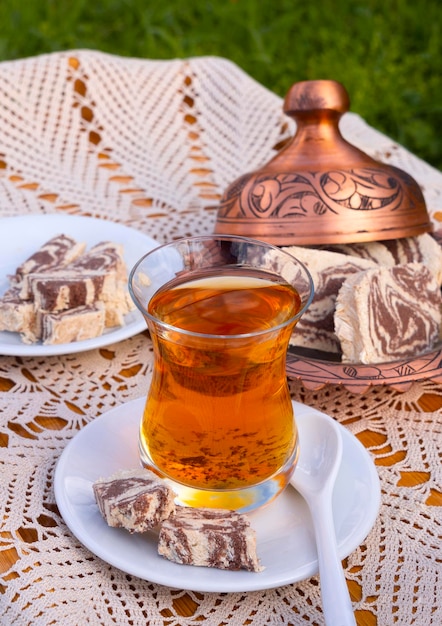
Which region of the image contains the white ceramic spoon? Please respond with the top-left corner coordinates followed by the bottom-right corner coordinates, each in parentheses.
top-left (291, 412), bottom-right (356, 626)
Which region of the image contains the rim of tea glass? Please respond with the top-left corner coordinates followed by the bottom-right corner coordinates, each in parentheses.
top-left (128, 234), bottom-right (315, 340)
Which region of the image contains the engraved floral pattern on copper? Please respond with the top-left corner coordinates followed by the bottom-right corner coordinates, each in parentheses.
top-left (218, 166), bottom-right (423, 223)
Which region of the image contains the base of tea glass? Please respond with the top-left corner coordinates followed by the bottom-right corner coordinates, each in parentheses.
top-left (129, 234), bottom-right (314, 513)
top-left (139, 432), bottom-right (300, 513)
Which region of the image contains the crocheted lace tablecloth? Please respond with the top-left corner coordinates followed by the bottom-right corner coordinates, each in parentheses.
top-left (0, 50), bottom-right (441, 626)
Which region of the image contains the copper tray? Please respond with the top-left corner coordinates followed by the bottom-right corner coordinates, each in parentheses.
top-left (286, 343), bottom-right (442, 393)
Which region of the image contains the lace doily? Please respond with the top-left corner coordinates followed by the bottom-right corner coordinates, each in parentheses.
top-left (1, 50), bottom-right (441, 625)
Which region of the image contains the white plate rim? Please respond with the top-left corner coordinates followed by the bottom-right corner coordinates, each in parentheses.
top-left (0, 214), bottom-right (159, 356)
top-left (54, 397), bottom-right (381, 593)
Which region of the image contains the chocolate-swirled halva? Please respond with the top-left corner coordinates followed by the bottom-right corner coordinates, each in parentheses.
top-left (334, 262), bottom-right (442, 364)
top-left (158, 507), bottom-right (263, 572)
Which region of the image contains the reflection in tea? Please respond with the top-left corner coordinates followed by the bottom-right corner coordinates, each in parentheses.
top-left (140, 269), bottom-right (301, 491)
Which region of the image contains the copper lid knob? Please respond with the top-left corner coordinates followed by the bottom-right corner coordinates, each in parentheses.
top-left (284, 79), bottom-right (350, 115)
top-left (214, 80), bottom-right (432, 245)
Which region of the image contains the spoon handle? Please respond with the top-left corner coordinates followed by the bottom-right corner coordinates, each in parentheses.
top-left (312, 494), bottom-right (357, 626)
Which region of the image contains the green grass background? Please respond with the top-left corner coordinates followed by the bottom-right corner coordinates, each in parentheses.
top-left (1, 0), bottom-right (440, 169)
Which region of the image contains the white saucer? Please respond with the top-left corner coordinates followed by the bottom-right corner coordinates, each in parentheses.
top-left (54, 397), bottom-right (380, 592)
top-left (0, 214), bottom-right (159, 356)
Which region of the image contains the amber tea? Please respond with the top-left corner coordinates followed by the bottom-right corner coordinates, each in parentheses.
top-left (142, 270), bottom-right (301, 489)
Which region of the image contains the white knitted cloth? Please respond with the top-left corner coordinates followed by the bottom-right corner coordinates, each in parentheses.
top-left (0, 50), bottom-right (441, 626)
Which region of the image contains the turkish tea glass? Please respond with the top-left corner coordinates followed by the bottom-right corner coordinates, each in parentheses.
top-left (129, 235), bottom-right (314, 512)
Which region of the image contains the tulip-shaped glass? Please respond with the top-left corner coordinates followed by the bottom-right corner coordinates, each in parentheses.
top-left (129, 235), bottom-right (314, 512)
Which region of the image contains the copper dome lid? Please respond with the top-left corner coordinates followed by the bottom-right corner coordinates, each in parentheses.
top-left (214, 80), bottom-right (432, 245)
